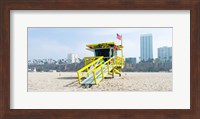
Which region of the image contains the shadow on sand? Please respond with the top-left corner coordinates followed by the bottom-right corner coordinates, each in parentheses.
top-left (57, 77), bottom-right (78, 80)
top-left (104, 77), bottom-right (113, 79)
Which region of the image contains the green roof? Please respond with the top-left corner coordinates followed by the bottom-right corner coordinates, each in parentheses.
top-left (86, 42), bottom-right (123, 50)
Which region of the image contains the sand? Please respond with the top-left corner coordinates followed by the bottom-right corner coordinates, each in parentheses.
top-left (28, 72), bottom-right (172, 92)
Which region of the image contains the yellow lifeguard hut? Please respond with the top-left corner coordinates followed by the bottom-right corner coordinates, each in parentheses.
top-left (77, 42), bottom-right (124, 86)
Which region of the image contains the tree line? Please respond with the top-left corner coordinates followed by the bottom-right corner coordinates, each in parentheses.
top-left (28, 58), bottom-right (172, 72)
top-left (122, 61), bottom-right (172, 72)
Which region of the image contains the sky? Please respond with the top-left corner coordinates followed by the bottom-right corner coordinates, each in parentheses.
top-left (28, 28), bottom-right (172, 61)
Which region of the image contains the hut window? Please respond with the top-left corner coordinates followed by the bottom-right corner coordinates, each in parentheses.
top-left (95, 49), bottom-right (110, 57)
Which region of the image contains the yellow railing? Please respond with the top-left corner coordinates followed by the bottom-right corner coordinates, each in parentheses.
top-left (115, 56), bottom-right (124, 67)
top-left (77, 56), bottom-right (103, 84)
top-left (84, 56), bottom-right (102, 66)
top-left (77, 56), bottom-right (124, 85)
top-left (92, 58), bottom-right (114, 84)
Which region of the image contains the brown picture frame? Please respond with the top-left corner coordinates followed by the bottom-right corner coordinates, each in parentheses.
top-left (0, 0), bottom-right (200, 119)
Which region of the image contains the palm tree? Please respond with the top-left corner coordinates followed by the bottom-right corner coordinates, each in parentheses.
top-left (154, 58), bottom-right (160, 64)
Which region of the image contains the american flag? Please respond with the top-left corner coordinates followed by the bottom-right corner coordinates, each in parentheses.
top-left (116, 33), bottom-right (122, 40)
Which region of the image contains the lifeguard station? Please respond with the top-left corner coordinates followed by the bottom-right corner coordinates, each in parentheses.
top-left (77, 42), bottom-right (124, 86)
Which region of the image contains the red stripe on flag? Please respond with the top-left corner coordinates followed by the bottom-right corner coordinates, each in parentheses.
top-left (116, 33), bottom-right (122, 40)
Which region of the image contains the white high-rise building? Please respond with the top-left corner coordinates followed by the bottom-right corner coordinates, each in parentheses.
top-left (140, 34), bottom-right (153, 61)
top-left (68, 53), bottom-right (78, 64)
top-left (158, 46), bottom-right (172, 62)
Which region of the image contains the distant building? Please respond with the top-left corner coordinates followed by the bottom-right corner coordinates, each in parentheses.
top-left (49, 70), bottom-right (57, 72)
top-left (67, 53), bottom-right (78, 64)
top-left (28, 69), bottom-right (32, 72)
top-left (158, 46), bottom-right (172, 62)
top-left (125, 57), bottom-right (136, 64)
top-left (28, 67), bottom-right (36, 72)
top-left (140, 34), bottom-right (153, 61)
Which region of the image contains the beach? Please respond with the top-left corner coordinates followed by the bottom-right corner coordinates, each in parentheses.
top-left (28, 72), bottom-right (172, 92)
